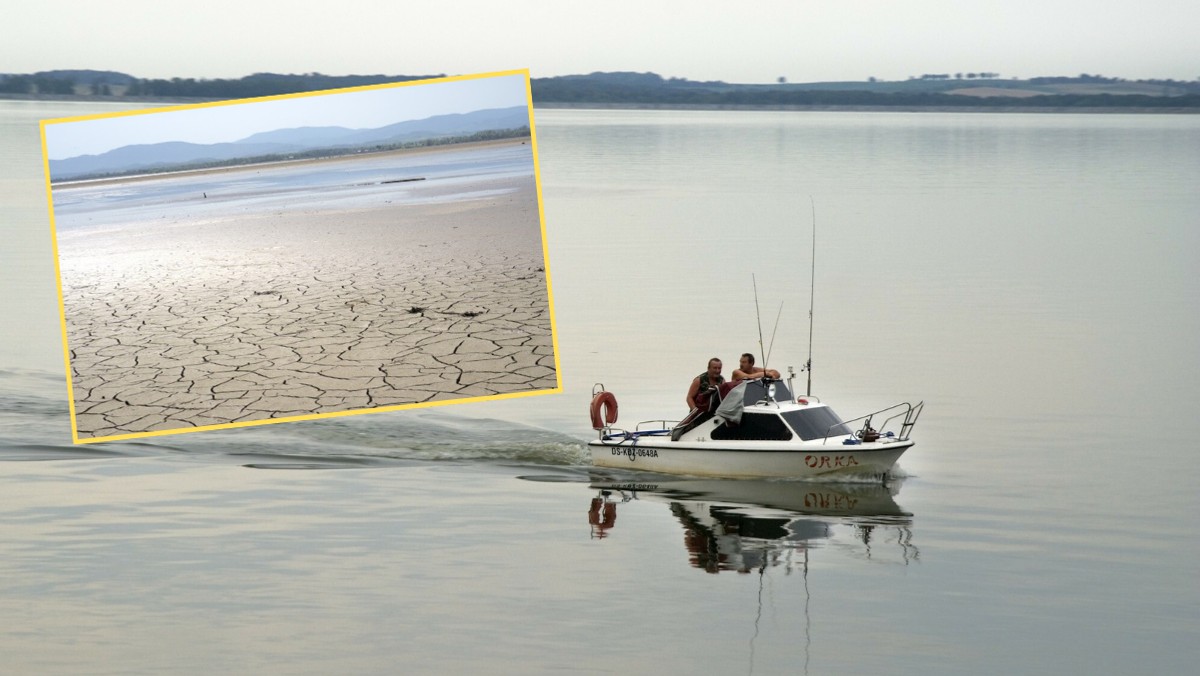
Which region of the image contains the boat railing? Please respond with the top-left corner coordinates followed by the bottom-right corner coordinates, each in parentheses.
top-left (598, 423), bottom-right (675, 445)
top-left (887, 401), bottom-right (924, 441)
top-left (822, 401), bottom-right (925, 444)
top-left (637, 419), bottom-right (678, 433)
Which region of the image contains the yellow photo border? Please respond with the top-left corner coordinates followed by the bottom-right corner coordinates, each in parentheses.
top-left (39, 69), bottom-right (561, 445)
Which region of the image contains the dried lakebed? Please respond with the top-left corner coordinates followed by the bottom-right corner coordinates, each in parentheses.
top-left (56, 168), bottom-right (556, 440)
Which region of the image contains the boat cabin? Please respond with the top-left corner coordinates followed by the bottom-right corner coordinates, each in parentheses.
top-left (673, 379), bottom-right (854, 443)
top-left (711, 404), bottom-right (853, 442)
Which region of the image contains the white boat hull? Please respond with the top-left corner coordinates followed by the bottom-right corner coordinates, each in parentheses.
top-left (587, 378), bottom-right (922, 479)
top-left (588, 436), bottom-right (911, 479)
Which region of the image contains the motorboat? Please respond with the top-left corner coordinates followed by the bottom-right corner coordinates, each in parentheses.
top-left (587, 215), bottom-right (923, 479)
top-left (587, 373), bottom-right (923, 479)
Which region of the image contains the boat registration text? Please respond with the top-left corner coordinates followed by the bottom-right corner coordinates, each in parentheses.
top-left (611, 448), bottom-right (660, 461)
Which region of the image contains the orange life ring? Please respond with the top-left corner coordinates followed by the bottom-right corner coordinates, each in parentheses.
top-left (590, 391), bottom-right (618, 429)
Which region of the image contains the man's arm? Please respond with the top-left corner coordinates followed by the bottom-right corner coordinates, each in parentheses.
top-left (685, 377), bottom-right (701, 408)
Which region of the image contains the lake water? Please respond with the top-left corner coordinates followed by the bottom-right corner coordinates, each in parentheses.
top-left (2, 101), bottom-right (1199, 674)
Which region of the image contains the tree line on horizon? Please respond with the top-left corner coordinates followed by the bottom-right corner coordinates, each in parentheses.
top-left (0, 71), bottom-right (441, 98)
top-left (4, 69), bottom-right (1199, 108)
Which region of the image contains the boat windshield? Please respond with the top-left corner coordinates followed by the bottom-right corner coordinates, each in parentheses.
top-left (740, 380), bottom-right (793, 405)
top-left (780, 407), bottom-right (852, 441)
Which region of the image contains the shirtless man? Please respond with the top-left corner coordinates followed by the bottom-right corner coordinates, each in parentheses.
top-left (731, 353), bottom-right (780, 381)
top-left (685, 357), bottom-right (724, 410)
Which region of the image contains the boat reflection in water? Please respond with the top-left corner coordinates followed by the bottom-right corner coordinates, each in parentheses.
top-left (587, 477), bottom-right (918, 573)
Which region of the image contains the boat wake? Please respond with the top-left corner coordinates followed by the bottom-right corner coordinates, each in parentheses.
top-left (0, 368), bottom-right (589, 467)
top-left (219, 413), bottom-right (590, 468)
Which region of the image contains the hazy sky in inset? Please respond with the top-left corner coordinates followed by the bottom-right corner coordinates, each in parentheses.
top-left (5, 1), bottom-right (1197, 85)
top-left (42, 73), bottom-right (529, 159)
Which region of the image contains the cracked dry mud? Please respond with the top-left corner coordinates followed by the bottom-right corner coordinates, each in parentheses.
top-left (58, 172), bottom-right (555, 439)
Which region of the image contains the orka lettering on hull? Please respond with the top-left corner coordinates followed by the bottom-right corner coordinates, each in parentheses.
top-left (804, 454), bottom-right (859, 469)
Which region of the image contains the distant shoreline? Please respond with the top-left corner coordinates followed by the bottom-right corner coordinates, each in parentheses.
top-left (8, 93), bottom-right (1196, 115)
top-left (534, 101), bottom-right (1200, 115)
top-left (1, 93), bottom-right (217, 105)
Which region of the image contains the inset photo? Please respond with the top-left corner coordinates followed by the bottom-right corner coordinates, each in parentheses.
top-left (42, 70), bottom-right (558, 443)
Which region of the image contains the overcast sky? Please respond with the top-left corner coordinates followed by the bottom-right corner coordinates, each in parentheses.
top-left (6, 1), bottom-right (1196, 85)
top-left (42, 72), bottom-right (529, 159)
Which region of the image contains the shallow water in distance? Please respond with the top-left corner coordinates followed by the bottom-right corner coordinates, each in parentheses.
top-left (51, 142), bottom-right (533, 232)
top-left (3, 102), bottom-right (1199, 673)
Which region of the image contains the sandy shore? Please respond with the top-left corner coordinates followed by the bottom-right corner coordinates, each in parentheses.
top-left (58, 164), bottom-right (556, 440)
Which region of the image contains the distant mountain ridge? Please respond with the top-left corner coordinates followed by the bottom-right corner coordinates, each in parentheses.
top-left (49, 106), bottom-right (529, 181)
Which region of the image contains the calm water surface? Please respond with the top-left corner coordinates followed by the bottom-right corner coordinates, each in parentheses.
top-left (2, 101), bottom-right (1198, 674)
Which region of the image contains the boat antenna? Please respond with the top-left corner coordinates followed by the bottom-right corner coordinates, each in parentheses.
top-left (806, 197), bottom-right (816, 397)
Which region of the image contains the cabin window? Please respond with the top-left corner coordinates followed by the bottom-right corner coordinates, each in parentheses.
top-left (780, 408), bottom-right (852, 441)
top-left (710, 412), bottom-right (794, 441)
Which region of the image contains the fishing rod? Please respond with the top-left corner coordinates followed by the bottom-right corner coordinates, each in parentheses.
top-left (765, 301), bottom-right (783, 369)
top-left (757, 196), bottom-right (815, 388)
top-left (806, 197), bottom-right (816, 397)
top-left (753, 274), bottom-right (785, 381)
top-left (753, 273), bottom-right (765, 372)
